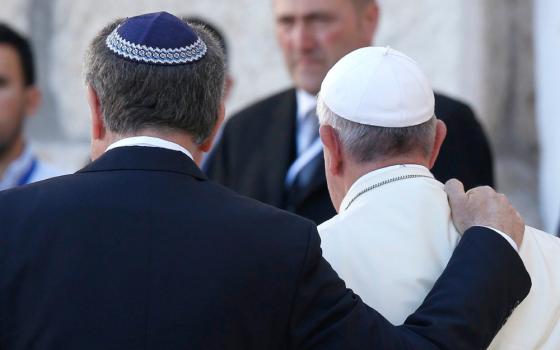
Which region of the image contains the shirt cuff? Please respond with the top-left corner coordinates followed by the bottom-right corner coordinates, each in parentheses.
top-left (476, 225), bottom-right (519, 252)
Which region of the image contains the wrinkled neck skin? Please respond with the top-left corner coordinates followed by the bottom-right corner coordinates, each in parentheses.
top-left (331, 154), bottom-right (430, 212)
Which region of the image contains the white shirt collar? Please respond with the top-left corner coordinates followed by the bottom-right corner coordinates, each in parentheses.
top-left (296, 89), bottom-right (318, 122)
top-left (106, 136), bottom-right (194, 160)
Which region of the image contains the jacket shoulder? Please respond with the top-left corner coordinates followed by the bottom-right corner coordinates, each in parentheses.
top-left (434, 92), bottom-right (470, 108)
top-left (434, 92), bottom-right (476, 122)
top-left (209, 180), bottom-right (315, 232)
top-left (434, 92), bottom-right (490, 136)
top-left (0, 173), bottom-right (74, 201)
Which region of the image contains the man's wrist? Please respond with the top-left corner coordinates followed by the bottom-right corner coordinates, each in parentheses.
top-left (475, 225), bottom-right (519, 252)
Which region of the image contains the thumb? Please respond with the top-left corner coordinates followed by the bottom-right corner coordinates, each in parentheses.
top-left (445, 179), bottom-right (468, 234)
top-left (445, 178), bottom-right (466, 210)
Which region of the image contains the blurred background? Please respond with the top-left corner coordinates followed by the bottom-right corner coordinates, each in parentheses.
top-left (2, 0), bottom-right (558, 232)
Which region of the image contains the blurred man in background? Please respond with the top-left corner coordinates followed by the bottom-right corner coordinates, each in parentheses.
top-left (0, 23), bottom-right (63, 190)
top-left (206, 0), bottom-right (494, 224)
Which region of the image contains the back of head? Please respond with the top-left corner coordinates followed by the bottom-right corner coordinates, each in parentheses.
top-left (318, 46), bottom-right (437, 163)
top-left (0, 23), bottom-right (35, 86)
top-left (84, 12), bottom-right (226, 145)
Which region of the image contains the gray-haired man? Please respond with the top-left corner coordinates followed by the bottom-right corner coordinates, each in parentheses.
top-left (318, 46), bottom-right (558, 350)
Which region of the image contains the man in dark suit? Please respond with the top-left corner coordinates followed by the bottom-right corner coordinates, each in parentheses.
top-left (0, 12), bottom-right (530, 349)
top-left (205, 0), bottom-right (494, 225)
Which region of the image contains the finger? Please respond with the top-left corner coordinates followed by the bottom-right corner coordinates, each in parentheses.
top-left (445, 179), bottom-right (466, 207)
top-left (515, 209), bottom-right (524, 226)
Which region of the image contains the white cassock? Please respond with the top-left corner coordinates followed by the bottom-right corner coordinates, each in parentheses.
top-left (319, 164), bottom-right (560, 350)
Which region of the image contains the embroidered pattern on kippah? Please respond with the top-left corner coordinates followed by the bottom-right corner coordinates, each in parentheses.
top-left (105, 27), bottom-right (207, 65)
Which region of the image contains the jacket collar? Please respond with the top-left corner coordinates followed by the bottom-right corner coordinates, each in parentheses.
top-left (77, 146), bottom-right (206, 181)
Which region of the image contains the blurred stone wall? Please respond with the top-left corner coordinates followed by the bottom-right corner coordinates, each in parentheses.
top-left (0, 0), bottom-right (541, 228)
top-left (535, 0), bottom-right (560, 232)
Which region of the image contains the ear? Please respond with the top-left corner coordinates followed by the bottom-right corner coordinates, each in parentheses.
top-left (320, 124), bottom-right (344, 177)
top-left (223, 75), bottom-right (234, 101)
top-left (428, 119), bottom-right (447, 169)
top-left (87, 85), bottom-right (106, 141)
top-left (23, 86), bottom-right (42, 117)
top-left (361, 1), bottom-right (380, 43)
top-left (199, 101), bottom-right (226, 153)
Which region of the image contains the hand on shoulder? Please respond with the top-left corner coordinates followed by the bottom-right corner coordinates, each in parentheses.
top-left (445, 179), bottom-right (524, 247)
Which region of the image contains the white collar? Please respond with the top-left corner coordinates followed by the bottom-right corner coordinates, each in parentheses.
top-left (296, 89), bottom-right (318, 122)
top-left (106, 136), bottom-right (194, 160)
top-left (339, 164), bottom-right (435, 213)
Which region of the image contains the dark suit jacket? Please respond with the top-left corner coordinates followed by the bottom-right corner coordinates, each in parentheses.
top-left (0, 146), bottom-right (529, 349)
top-left (206, 89), bottom-right (494, 224)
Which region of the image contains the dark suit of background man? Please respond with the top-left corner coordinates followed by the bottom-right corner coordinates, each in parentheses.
top-left (205, 0), bottom-right (494, 225)
top-left (0, 11), bottom-right (530, 350)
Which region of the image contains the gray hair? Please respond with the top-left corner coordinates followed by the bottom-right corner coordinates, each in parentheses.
top-left (84, 18), bottom-right (225, 144)
top-left (317, 96), bottom-right (437, 163)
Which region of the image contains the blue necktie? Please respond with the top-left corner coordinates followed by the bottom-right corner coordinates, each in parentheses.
top-left (293, 109), bottom-right (321, 189)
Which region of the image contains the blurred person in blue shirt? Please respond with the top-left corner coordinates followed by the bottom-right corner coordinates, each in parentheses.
top-left (0, 23), bottom-right (63, 190)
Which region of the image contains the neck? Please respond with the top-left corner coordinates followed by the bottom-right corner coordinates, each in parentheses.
top-left (330, 154), bottom-right (429, 211)
top-left (343, 155), bottom-right (429, 192)
top-left (0, 136), bottom-right (25, 178)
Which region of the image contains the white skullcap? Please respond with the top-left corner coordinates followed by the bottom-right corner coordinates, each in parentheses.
top-left (320, 46), bottom-right (435, 127)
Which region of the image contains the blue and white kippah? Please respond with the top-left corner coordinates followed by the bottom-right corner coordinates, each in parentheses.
top-left (106, 11), bottom-right (207, 65)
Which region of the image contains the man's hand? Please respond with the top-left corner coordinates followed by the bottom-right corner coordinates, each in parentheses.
top-left (445, 179), bottom-right (524, 247)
